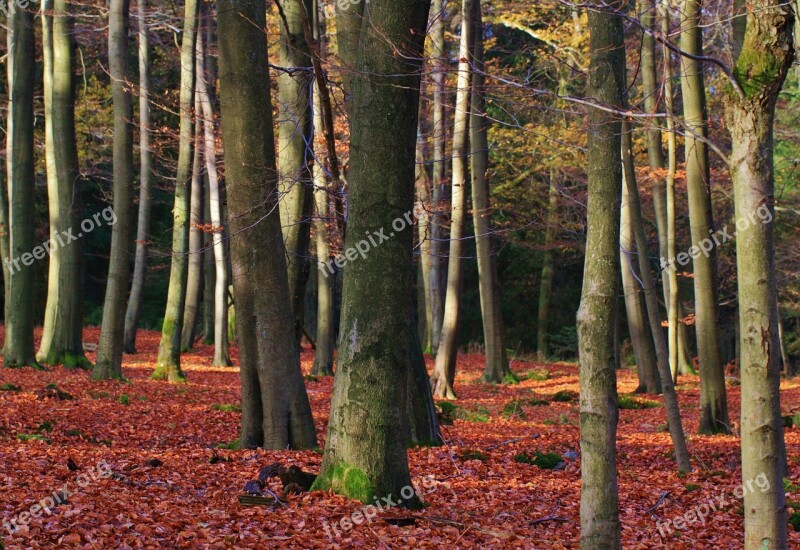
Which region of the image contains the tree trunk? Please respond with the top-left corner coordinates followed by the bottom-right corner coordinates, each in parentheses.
top-left (217, 0), bottom-right (316, 449)
top-left (537, 169), bottom-right (558, 361)
top-left (429, 0), bottom-right (447, 353)
top-left (470, 4), bottom-right (512, 384)
top-left (679, 0), bottom-right (729, 434)
top-left (153, 0), bottom-right (198, 382)
top-left (416, 134), bottom-right (434, 353)
top-left (577, 2), bottom-right (624, 546)
top-left (181, 80), bottom-right (205, 352)
top-left (123, 0), bottom-right (152, 354)
top-left (38, 0), bottom-right (89, 368)
top-left (312, 0), bottom-right (438, 504)
top-left (726, 2), bottom-right (794, 546)
top-left (196, 25), bottom-right (231, 367)
top-left (4, 4), bottom-right (37, 368)
top-left (93, 0), bottom-right (134, 380)
top-left (431, 0), bottom-right (474, 399)
top-left (278, 0), bottom-right (314, 349)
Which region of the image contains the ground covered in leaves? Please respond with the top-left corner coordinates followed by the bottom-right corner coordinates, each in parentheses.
top-left (1, 327), bottom-right (799, 548)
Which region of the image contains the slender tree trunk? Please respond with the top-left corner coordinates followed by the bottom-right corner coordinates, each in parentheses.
top-left (278, 0), bottom-right (314, 348)
top-left (537, 169), bottom-right (558, 361)
top-left (153, 0), bottom-right (198, 382)
top-left (181, 81), bottom-right (205, 352)
top-left (470, 4), bottom-right (512, 383)
top-left (679, 0), bottom-right (729, 434)
top-left (416, 133), bottom-right (434, 353)
top-left (4, 3), bottom-right (37, 368)
top-left (93, 0), bottom-right (134, 380)
top-left (429, 0), bottom-right (446, 352)
top-left (312, 0), bottom-right (437, 504)
top-left (202, 195), bottom-right (216, 346)
top-left (431, 0), bottom-right (475, 399)
top-left (218, 0), bottom-right (316, 449)
top-left (578, 2), bottom-right (624, 546)
top-left (726, 2), bottom-right (794, 546)
top-left (196, 26), bottom-right (231, 367)
top-left (123, 0), bottom-right (152, 354)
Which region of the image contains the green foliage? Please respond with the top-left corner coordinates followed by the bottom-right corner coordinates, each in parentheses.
top-left (87, 390), bottom-right (111, 399)
top-left (552, 390), bottom-right (577, 402)
top-left (459, 449), bottom-right (489, 461)
top-left (0, 383), bottom-right (21, 392)
top-left (216, 438), bottom-right (241, 450)
top-left (118, 394), bottom-right (130, 405)
top-left (310, 462), bottom-right (376, 504)
top-left (513, 451), bottom-right (563, 469)
top-left (518, 368), bottom-right (550, 381)
top-left (211, 403), bottom-right (241, 413)
top-left (788, 501), bottom-right (800, 532)
top-left (17, 433), bottom-right (50, 443)
top-left (437, 402), bottom-right (491, 423)
top-left (36, 420), bottom-right (54, 433)
top-left (618, 395), bottom-right (660, 410)
top-left (501, 399), bottom-right (527, 420)
top-left (548, 326), bottom-right (578, 360)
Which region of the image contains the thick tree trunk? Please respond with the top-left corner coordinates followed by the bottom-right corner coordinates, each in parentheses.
top-left (431, 0), bottom-right (474, 399)
top-left (726, 2), bottom-right (794, 546)
top-left (181, 82), bottom-right (205, 352)
top-left (577, 2), bottom-right (624, 546)
top-left (470, 4), bottom-right (512, 384)
top-left (153, 0), bottom-right (198, 382)
top-left (123, 0), bottom-right (152, 354)
top-left (679, 0), bottom-right (729, 434)
top-left (429, 0), bottom-right (447, 352)
top-left (39, 0), bottom-right (89, 369)
top-left (312, 0), bottom-right (438, 504)
top-left (537, 169), bottom-right (558, 361)
top-left (93, 0), bottom-right (134, 380)
top-left (4, 4), bottom-right (37, 368)
top-left (218, 0), bottom-right (316, 449)
top-left (278, 0), bottom-right (314, 348)
top-left (196, 27), bottom-right (231, 367)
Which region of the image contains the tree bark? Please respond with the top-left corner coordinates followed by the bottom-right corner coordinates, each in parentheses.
top-left (578, 2), bottom-right (624, 546)
top-left (4, 3), bottom-right (37, 368)
top-left (38, 0), bottom-right (89, 369)
top-left (679, 0), bottom-right (730, 434)
top-left (153, 0), bottom-right (198, 382)
top-left (312, 0), bottom-right (439, 504)
top-left (431, 0), bottom-right (475, 399)
top-left (123, 0), bottom-right (152, 354)
top-left (93, 0), bottom-right (134, 380)
top-left (218, 0), bottom-right (317, 449)
top-left (537, 169), bottom-right (558, 361)
top-left (726, 2), bottom-right (794, 546)
top-left (470, 3), bottom-right (512, 384)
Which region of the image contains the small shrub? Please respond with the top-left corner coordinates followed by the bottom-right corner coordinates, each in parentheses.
top-left (118, 394), bottom-right (130, 405)
top-left (459, 449), bottom-right (489, 461)
top-left (36, 420), bottom-right (54, 433)
top-left (0, 383), bottom-right (21, 392)
top-left (501, 399), bottom-right (526, 420)
top-left (514, 451), bottom-right (563, 470)
top-left (17, 433), bottom-right (50, 443)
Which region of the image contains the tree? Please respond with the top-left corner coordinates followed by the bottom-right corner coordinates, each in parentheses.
top-left (431, 0), bottom-right (475, 399)
top-left (277, 0), bottom-right (314, 348)
top-left (4, 1), bottom-right (37, 368)
top-left (470, 1), bottom-right (513, 384)
top-left (312, 0), bottom-right (438, 503)
top-left (38, 0), bottom-right (89, 368)
top-left (153, 0), bottom-right (198, 382)
top-left (217, 0), bottom-right (316, 449)
top-left (577, 1), bottom-right (624, 546)
top-left (123, 0), bottom-right (152, 354)
top-left (93, 0), bottom-right (134, 380)
top-left (679, 0), bottom-right (729, 434)
top-left (536, 169), bottom-right (558, 361)
top-left (726, 0), bottom-right (794, 546)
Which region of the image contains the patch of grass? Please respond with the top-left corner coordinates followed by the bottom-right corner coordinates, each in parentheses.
top-left (458, 449), bottom-right (489, 461)
top-left (65, 429), bottom-right (83, 437)
top-left (543, 413), bottom-right (573, 426)
top-left (211, 403), bottom-right (241, 413)
top-left (437, 402), bottom-right (490, 423)
top-left (514, 451), bottom-right (563, 470)
top-left (518, 368), bottom-right (550, 382)
top-left (44, 383), bottom-right (59, 390)
top-left (17, 433), bottom-right (51, 443)
top-left (684, 484), bottom-right (700, 492)
top-left (783, 414), bottom-right (800, 429)
top-left (0, 383), bottom-right (21, 392)
top-left (552, 390), bottom-right (577, 403)
top-left (216, 438), bottom-right (241, 450)
top-left (656, 423), bottom-right (669, 433)
top-left (788, 501), bottom-right (800, 532)
top-left (118, 394), bottom-right (130, 405)
top-left (36, 420), bottom-right (54, 433)
top-left (501, 399), bottom-right (527, 420)
top-left (525, 397), bottom-right (550, 407)
top-left (618, 395), bottom-right (660, 410)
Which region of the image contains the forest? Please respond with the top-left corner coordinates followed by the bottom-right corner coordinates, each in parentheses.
top-left (1, 0), bottom-right (800, 547)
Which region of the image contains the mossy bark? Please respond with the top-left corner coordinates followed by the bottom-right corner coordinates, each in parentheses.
top-left (4, 5), bottom-right (39, 369)
top-left (154, 0), bottom-right (198, 383)
top-left (314, 0), bottom-right (437, 504)
top-left (93, 0), bottom-right (134, 380)
top-left (577, 2), bottom-right (624, 547)
top-left (218, 0), bottom-right (317, 449)
top-left (726, 2), bottom-right (794, 547)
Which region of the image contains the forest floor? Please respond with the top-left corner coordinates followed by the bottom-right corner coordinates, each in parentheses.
top-left (0, 328), bottom-right (799, 548)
